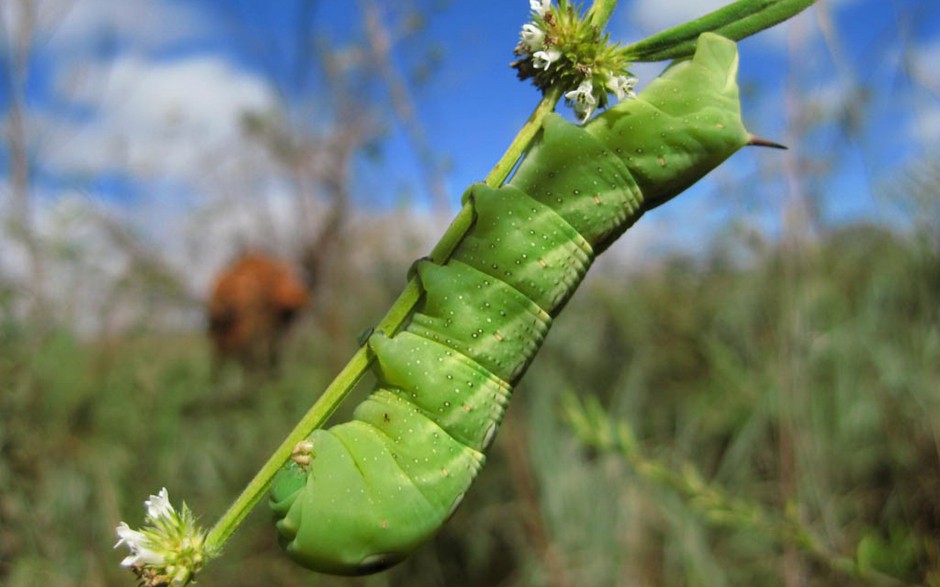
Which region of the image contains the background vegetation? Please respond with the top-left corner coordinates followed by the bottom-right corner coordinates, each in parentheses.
top-left (2, 213), bottom-right (938, 586)
top-left (2, 1), bottom-right (938, 586)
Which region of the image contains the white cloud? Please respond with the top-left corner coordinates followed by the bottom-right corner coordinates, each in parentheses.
top-left (5, 0), bottom-right (267, 188)
top-left (3, 0), bottom-right (285, 328)
top-left (47, 54), bottom-right (275, 181)
top-left (0, 185), bottom-right (137, 332)
top-left (48, 0), bottom-right (206, 55)
top-left (900, 37), bottom-right (940, 147)
top-left (907, 105), bottom-right (940, 148)
top-left (911, 37), bottom-right (940, 91)
top-left (628, 0), bottom-right (731, 35)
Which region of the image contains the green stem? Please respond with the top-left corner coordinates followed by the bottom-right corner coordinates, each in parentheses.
top-left (204, 347), bottom-right (371, 550)
top-left (586, 0), bottom-right (618, 29)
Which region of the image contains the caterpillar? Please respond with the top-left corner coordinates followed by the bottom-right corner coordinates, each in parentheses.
top-left (269, 32), bottom-right (765, 575)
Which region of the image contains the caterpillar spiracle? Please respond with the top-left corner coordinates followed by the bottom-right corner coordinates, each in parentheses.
top-left (270, 33), bottom-right (767, 575)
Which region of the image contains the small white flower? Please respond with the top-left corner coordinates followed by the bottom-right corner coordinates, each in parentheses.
top-left (530, 0), bottom-right (551, 17)
top-left (565, 80), bottom-right (596, 104)
top-left (145, 487), bottom-right (173, 522)
top-left (122, 546), bottom-right (166, 568)
top-left (566, 80), bottom-right (598, 122)
top-left (115, 522), bottom-right (167, 568)
top-left (520, 23), bottom-right (545, 51)
top-left (532, 48), bottom-right (561, 70)
top-left (115, 488), bottom-right (215, 587)
top-left (607, 75), bottom-right (638, 100)
top-left (115, 521), bottom-right (146, 549)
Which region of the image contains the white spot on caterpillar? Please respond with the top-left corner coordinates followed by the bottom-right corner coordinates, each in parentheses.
top-left (658, 156), bottom-right (666, 167)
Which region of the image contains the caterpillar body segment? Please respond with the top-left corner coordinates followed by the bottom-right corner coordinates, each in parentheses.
top-left (370, 331), bottom-right (512, 452)
top-left (407, 259), bottom-right (554, 383)
top-left (458, 184), bottom-right (595, 313)
top-left (582, 32), bottom-right (750, 209)
top-left (507, 112), bottom-right (644, 254)
top-left (271, 33), bottom-right (753, 575)
top-left (269, 421), bottom-right (463, 575)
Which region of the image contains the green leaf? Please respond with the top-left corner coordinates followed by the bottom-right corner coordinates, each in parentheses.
top-left (623, 0), bottom-right (817, 62)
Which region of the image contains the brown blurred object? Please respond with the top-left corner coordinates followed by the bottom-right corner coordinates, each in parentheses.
top-left (207, 252), bottom-right (310, 370)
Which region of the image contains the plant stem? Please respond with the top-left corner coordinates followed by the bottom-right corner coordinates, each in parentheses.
top-left (204, 347), bottom-right (372, 550)
top-left (202, 40), bottom-right (587, 557)
top-left (586, 0), bottom-right (618, 29)
top-left (203, 0), bottom-right (618, 556)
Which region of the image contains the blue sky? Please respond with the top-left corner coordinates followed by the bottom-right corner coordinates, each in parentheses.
top-left (1, 0), bottom-right (939, 294)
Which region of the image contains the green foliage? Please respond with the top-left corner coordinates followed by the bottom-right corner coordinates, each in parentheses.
top-left (0, 327), bottom-right (333, 586)
top-left (519, 222), bottom-right (939, 586)
top-left (1, 222), bottom-right (937, 586)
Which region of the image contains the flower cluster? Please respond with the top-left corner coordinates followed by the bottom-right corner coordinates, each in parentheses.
top-left (513, 0), bottom-right (637, 122)
top-left (115, 488), bottom-right (216, 587)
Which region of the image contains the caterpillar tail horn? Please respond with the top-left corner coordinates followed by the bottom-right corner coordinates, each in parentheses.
top-left (747, 134), bottom-right (788, 149)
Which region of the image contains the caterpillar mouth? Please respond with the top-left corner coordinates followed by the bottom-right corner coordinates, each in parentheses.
top-left (747, 134), bottom-right (788, 149)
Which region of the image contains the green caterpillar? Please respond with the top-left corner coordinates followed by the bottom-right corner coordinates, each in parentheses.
top-left (270, 33), bottom-right (765, 575)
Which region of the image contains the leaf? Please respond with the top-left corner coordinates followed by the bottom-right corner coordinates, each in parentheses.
top-left (623, 0), bottom-right (817, 63)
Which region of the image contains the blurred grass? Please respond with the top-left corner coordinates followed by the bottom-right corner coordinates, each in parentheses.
top-left (1, 220), bottom-right (938, 586)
